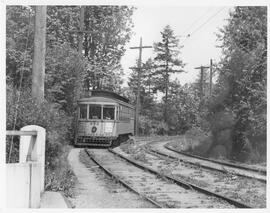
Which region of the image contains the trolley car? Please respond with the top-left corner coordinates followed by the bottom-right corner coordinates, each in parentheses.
top-left (75, 90), bottom-right (135, 147)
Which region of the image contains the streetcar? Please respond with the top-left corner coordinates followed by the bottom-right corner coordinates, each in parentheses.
top-left (75, 90), bottom-right (135, 147)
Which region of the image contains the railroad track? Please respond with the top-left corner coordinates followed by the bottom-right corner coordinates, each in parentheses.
top-left (164, 144), bottom-right (266, 175)
top-left (139, 139), bottom-right (266, 183)
top-left (117, 137), bottom-right (266, 207)
top-left (109, 148), bottom-right (252, 208)
top-left (145, 145), bottom-right (266, 183)
top-left (134, 137), bottom-right (266, 177)
top-left (84, 148), bottom-right (251, 208)
top-left (84, 149), bottom-right (163, 208)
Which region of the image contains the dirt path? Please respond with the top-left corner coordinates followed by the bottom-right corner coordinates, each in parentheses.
top-left (67, 148), bottom-right (154, 208)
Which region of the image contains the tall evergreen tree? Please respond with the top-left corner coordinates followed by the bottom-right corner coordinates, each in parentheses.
top-left (153, 25), bottom-right (185, 122)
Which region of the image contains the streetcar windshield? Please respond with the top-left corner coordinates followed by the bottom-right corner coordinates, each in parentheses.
top-left (79, 104), bottom-right (87, 119)
top-left (103, 105), bottom-right (115, 120)
top-left (89, 104), bottom-right (101, 119)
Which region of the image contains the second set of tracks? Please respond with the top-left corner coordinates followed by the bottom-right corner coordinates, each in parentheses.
top-left (144, 142), bottom-right (266, 183)
top-left (84, 148), bottom-right (253, 208)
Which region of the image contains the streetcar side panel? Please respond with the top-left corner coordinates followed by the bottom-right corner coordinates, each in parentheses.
top-left (115, 103), bottom-right (134, 136)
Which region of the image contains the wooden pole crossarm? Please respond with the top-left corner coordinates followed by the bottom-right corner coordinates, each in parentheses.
top-left (194, 66), bottom-right (210, 70)
top-left (130, 46), bottom-right (152, 49)
top-left (129, 65), bottom-right (166, 70)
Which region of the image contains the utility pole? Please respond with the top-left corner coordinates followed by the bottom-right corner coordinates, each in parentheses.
top-left (32, 6), bottom-right (47, 103)
top-left (209, 59), bottom-right (213, 96)
top-left (130, 37), bottom-right (152, 135)
top-left (78, 6), bottom-right (85, 54)
top-left (194, 65), bottom-right (209, 107)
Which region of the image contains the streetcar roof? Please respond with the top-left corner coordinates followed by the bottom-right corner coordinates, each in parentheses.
top-left (80, 90), bottom-right (130, 103)
top-left (78, 97), bottom-right (135, 109)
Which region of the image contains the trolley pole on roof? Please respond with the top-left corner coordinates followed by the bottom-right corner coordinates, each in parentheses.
top-left (130, 37), bottom-right (152, 136)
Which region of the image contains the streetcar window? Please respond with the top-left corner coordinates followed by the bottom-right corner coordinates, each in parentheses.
top-left (89, 104), bottom-right (101, 119)
top-left (79, 104), bottom-right (87, 119)
top-left (119, 105), bottom-right (130, 121)
top-left (103, 105), bottom-right (115, 120)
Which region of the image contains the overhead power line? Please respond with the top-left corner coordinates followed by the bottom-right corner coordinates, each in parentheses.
top-left (181, 7), bottom-right (213, 36)
top-left (189, 7), bottom-right (226, 36)
top-left (181, 7), bottom-right (226, 45)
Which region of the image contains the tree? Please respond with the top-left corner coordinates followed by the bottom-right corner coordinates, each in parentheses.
top-left (45, 43), bottom-right (88, 115)
top-left (213, 6), bottom-right (267, 161)
top-left (6, 6), bottom-right (81, 90)
top-left (6, 6), bottom-right (35, 89)
top-left (7, 6), bottom-right (135, 98)
top-left (83, 6), bottom-right (135, 91)
top-left (166, 80), bottom-right (200, 134)
top-left (153, 25), bottom-right (185, 122)
top-left (46, 6), bottom-right (80, 48)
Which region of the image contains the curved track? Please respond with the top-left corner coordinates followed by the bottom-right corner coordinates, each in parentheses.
top-left (143, 140), bottom-right (266, 183)
top-left (108, 148), bottom-right (251, 208)
top-left (84, 149), bottom-right (241, 208)
top-left (84, 149), bottom-right (163, 208)
top-left (165, 144), bottom-right (266, 175)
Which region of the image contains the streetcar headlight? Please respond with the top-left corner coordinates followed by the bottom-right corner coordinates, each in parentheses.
top-left (92, 126), bottom-right (97, 133)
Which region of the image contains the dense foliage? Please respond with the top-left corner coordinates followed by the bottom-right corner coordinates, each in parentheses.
top-left (83, 6), bottom-right (135, 91)
top-left (45, 43), bottom-right (87, 115)
top-left (209, 6), bottom-right (267, 161)
top-left (6, 5), bottom-right (135, 195)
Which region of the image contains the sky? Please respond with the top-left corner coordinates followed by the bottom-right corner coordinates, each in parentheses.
top-left (121, 5), bottom-right (233, 87)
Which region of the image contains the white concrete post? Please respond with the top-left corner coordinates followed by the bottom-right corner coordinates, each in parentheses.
top-left (20, 125), bottom-right (46, 192)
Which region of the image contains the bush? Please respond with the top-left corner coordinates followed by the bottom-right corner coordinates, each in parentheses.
top-left (6, 85), bottom-right (76, 196)
top-left (138, 115), bottom-right (169, 136)
top-left (184, 127), bottom-right (212, 156)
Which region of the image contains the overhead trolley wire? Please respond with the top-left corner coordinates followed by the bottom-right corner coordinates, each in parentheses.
top-left (181, 7), bottom-right (213, 36)
top-left (181, 7), bottom-right (227, 45)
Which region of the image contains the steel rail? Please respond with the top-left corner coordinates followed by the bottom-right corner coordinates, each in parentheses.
top-left (145, 147), bottom-right (266, 183)
top-left (164, 144), bottom-right (266, 175)
top-left (84, 149), bottom-right (165, 208)
top-left (109, 148), bottom-right (252, 208)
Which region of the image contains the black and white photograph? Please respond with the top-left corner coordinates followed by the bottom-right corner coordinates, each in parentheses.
top-left (2, 0), bottom-right (268, 210)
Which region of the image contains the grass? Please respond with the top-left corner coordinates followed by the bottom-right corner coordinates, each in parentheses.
top-left (120, 141), bottom-right (149, 163)
top-left (168, 129), bottom-right (212, 158)
top-left (44, 145), bottom-right (77, 198)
